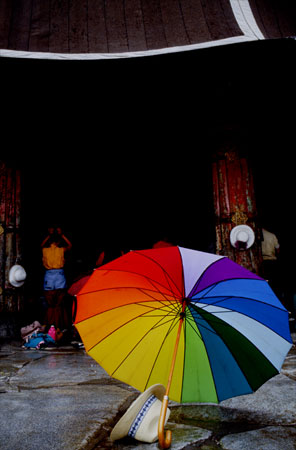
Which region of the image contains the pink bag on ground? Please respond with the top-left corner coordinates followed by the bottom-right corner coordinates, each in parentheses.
top-left (47, 325), bottom-right (56, 341)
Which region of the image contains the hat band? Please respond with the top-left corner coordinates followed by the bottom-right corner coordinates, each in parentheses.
top-left (128, 395), bottom-right (157, 438)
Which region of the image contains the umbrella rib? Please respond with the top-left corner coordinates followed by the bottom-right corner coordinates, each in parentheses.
top-left (194, 282), bottom-right (220, 298)
top-left (188, 258), bottom-right (226, 296)
top-left (144, 314), bottom-right (181, 392)
top-left (135, 301), bottom-right (181, 318)
top-left (192, 294), bottom-right (288, 313)
top-left (140, 277), bottom-right (180, 303)
top-left (79, 275), bottom-right (180, 304)
top-left (191, 302), bottom-right (291, 349)
top-left (185, 309), bottom-right (214, 340)
top-left (132, 288), bottom-right (181, 311)
top-left (190, 303), bottom-right (247, 329)
top-left (132, 250), bottom-right (184, 298)
top-left (185, 308), bottom-right (220, 399)
top-left (138, 297), bottom-right (182, 316)
top-left (188, 302), bottom-right (270, 341)
top-left (75, 299), bottom-right (179, 325)
top-left (136, 301), bottom-right (175, 312)
top-left (100, 266), bottom-right (180, 300)
top-left (84, 302), bottom-right (181, 353)
top-left (191, 304), bottom-right (280, 388)
top-left (192, 295), bottom-right (232, 310)
top-left (146, 315), bottom-right (180, 329)
top-left (79, 282), bottom-right (174, 300)
top-left (191, 277), bottom-right (273, 301)
top-left (110, 313), bottom-right (179, 378)
top-left (192, 300), bottom-right (292, 343)
top-left (127, 289), bottom-right (180, 314)
top-left (78, 285), bottom-right (179, 309)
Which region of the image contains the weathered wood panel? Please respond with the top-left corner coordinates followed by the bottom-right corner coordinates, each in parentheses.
top-left (0, 0), bottom-right (13, 48)
top-left (0, 161), bottom-right (23, 315)
top-left (249, 0), bottom-right (296, 39)
top-left (212, 148), bottom-right (262, 274)
top-left (49, 0), bottom-right (70, 53)
top-left (8, 0), bottom-right (33, 51)
top-left (141, 0), bottom-right (167, 50)
top-left (87, 0), bottom-right (108, 52)
top-left (69, 0), bottom-right (88, 53)
top-left (125, 0), bottom-right (147, 52)
top-left (29, 0), bottom-right (50, 52)
top-left (3, 0), bottom-right (287, 54)
top-left (201, 0), bottom-right (242, 40)
top-left (160, 0), bottom-right (190, 47)
top-left (105, 0), bottom-right (129, 53)
top-left (179, 0), bottom-right (211, 44)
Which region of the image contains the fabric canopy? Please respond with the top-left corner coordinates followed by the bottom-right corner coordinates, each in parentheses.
top-left (0, 0), bottom-right (295, 60)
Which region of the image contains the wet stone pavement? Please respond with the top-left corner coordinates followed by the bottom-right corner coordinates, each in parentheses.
top-left (0, 333), bottom-right (295, 450)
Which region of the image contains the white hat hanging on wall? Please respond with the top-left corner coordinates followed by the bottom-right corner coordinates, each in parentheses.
top-left (230, 225), bottom-right (255, 250)
top-left (9, 265), bottom-right (27, 287)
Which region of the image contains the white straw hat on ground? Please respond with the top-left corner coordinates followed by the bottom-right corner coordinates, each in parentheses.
top-left (110, 384), bottom-right (170, 443)
top-left (230, 225), bottom-right (255, 250)
top-left (9, 264), bottom-right (27, 287)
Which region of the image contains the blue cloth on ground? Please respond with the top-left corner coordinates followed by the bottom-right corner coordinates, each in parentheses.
top-left (24, 333), bottom-right (56, 349)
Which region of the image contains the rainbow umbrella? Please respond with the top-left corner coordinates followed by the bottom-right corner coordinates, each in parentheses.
top-left (74, 246), bottom-right (292, 448)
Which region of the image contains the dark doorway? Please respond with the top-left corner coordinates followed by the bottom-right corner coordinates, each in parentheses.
top-left (2, 38), bottom-right (294, 313)
top-left (21, 144), bottom-right (215, 292)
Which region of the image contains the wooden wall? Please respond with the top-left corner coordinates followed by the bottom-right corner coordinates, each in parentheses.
top-left (212, 144), bottom-right (263, 274)
top-left (0, 161), bottom-right (23, 320)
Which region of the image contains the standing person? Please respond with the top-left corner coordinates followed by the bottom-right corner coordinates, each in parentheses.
top-left (41, 225), bottom-right (72, 331)
top-left (261, 227), bottom-right (281, 297)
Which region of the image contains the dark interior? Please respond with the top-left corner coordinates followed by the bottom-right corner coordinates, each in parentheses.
top-left (2, 38), bottom-right (294, 301)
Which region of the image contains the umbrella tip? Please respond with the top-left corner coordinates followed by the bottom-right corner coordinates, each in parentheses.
top-left (179, 298), bottom-right (190, 319)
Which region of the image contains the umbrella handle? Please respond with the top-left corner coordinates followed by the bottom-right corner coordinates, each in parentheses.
top-left (158, 395), bottom-right (172, 449)
top-left (158, 312), bottom-right (185, 448)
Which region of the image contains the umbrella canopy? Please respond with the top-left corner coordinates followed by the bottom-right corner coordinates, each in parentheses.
top-left (74, 246), bottom-right (292, 405)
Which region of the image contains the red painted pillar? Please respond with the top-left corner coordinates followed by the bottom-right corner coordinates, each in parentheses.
top-left (212, 147), bottom-right (262, 274)
top-left (0, 161), bottom-right (23, 335)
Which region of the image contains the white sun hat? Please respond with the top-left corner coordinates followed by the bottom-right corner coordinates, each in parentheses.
top-left (9, 264), bottom-right (27, 287)
top-left (230, 225), bottom-right (255, 250)
top-left (110, 384), bottom-right (170, 443)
